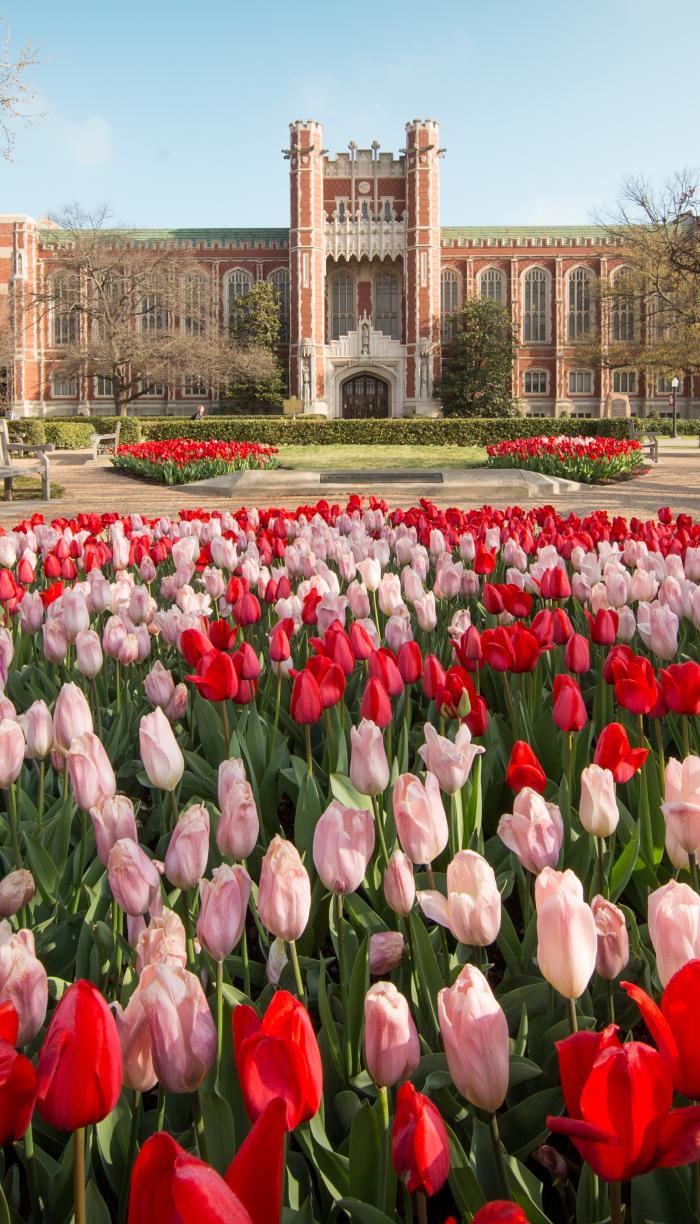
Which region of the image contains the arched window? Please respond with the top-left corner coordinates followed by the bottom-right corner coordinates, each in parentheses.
top-left (182, 273), bottom-right (208, 335)
top-left (374, 271), bottom-right (400, 340)
top-left (567, 268), bottom-right (593, 340)
top-left (269, 268), bottom-right (290, 343)
top-left (51, 274), bottom-right (79, 346)
top-left (140, 294), bottom-right (168, 333)
top-left (522, 268), bottom-right (548, 343)
top-left (330, 273), bottom-right (355, 339)
top-left (440, 269), bottom-right (460, 341)
top-left (226, 269), bottom-right (253, 327)
top-left (610, 269), bottom-right (636, 342)
top-left (479, 268), bottom-right (504, 304)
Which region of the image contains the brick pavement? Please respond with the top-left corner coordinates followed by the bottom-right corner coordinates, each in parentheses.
top-left (1, 448), bottom-right (699, 527)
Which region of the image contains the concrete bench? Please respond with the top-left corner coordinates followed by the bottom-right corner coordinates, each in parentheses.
top-left (90, 420), bottom-right (121, 461)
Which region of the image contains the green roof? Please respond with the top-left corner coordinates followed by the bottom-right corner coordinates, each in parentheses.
top-left (441, 225), bottom-right (609, 240)
top-left (40, 227), bottom-right (289, 248)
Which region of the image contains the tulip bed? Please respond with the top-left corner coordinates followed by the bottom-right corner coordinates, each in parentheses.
top-left (2, 499), bottom-right (700, 1223)
top-left (486, 435), bottom-right (646, 483)
top-left (112, 438), bottom-right (279, 484)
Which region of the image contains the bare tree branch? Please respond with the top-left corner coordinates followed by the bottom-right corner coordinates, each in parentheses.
top-left (0, 21), bottom-right (42, 160)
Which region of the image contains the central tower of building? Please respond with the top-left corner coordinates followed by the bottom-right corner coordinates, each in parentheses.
top-left (286, 118), bottom-right (442, 419)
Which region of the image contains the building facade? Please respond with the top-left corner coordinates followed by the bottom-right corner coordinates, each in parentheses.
top-left (1, 118), bottom-right (698, 420)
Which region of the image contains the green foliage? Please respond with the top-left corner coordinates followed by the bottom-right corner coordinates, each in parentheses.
top-left (139, 415), bottom-right (632, 446)
top-left (227, 281), bottom-right (285, 413)
top-left (7, 420), bottom-right (45, 444)
top-left (436, 297), bottom-right (517, 418)
top-left (43, 417), bottom-right (142, 448)
top-left (640, 416), bottom-right (700, 435)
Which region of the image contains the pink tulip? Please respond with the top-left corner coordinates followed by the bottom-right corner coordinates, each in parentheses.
top-left (165, 683), bottom-right (188, 723)
top-left (418, 850), bottom-right (501, 946)
top-left (369, 932), bottom-right (404, 975)
top-left (102, 616), bottom-right (127, 659)
top-left (257, 835), bottom-right (311, 942)
top-left (347, 581), bottom-right (371, 620)
top-left (0, 923), bottom-right (48, 1044)
top-left (53, 682), bottom-right (93, 753)
top-left (535, 868), bottom-right (597, 999)
top-left (135, 908), bottom-right (188, 976)
top-left (129, 962), bottom-right (217, 1094)
top-left (18, 592), bottom-right (43, 635)
top-left (579, 764), bottom-right (619, 838)
top-left (414, 593), bottom-right (437, 633)
top-left (266, 938), bottom-right (288, 985)
top-left (67, 732), bottom-right (117, 811)
top-left (312, 800), bottom-right (375, 894)
top-left (661, 755), bottom-right (700, 857)
top-left (75, 629), bottom-right (103, 678)
top-left (497, 788), bottom-right (563, 875)
top-left (0, 718), bottom-right (25, 789)
top-left (417, 723), bottom-right (484, 795)
top-left (349, 720), bottom-right (390, 797)
top-left (108, 838), bottom-right (161, 916)
top-left (61, 588), bottom-right (90, 641)
top-left (364, 982), bottom-right (420, 1087)
top-left (217, 759), bottom-right (259, 860)
top-left (378, 573), bottom-right (404, 617)
top-left (636, 601), bottom-right (679, 660)
top-left (113, 989), bottom-right (156, 1093)
top-left (164, 804), bottom-right (210, 890)
top-left (0, 871), bottom-right (35, 918)
top-left (648, 879), bottom-right (700, 987)
top-left (393, 772), bottom-right (448, 865)
top-left (91, 794), bottom-right (139, 866)
top-left (357, 557), bottom-right (381, 592)
top-left (438, 965), bottom-right (509, 1112)
top-left (144, 661), bottom-right (175, 710)
top-left (139, 708), bottom-right (184, 792)
top-left (196, 864), bottom-right (251, 961)
top-left (591, 896), bottom-right (629, 981)
top-left (42, 618), bottom-right (68, 663)
top-left (19, 700), bottom-right (53, 759)
top-left (383, 850), bottom-right (416, 916)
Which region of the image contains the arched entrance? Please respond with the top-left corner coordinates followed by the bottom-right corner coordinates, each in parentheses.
top-left (341, 373), bottom-right (389, 419)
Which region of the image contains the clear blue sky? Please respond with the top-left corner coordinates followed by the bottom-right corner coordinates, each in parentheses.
top-left (2, 0), bottom-right (698, 229)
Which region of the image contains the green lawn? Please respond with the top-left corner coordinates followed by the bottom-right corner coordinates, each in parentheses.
top-left (276, 444), bottom-right (486, 471)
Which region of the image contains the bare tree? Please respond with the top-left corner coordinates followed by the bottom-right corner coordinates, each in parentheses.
top-left (33, 205), bottom-right (277, 416)
top-left (0, 22), bottom-right (41, 160)
top-left (595, 171), bottom-right (700, 376)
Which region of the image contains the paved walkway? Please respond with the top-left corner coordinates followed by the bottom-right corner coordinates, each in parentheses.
top-left (0, 445), bottom-right (699, 526)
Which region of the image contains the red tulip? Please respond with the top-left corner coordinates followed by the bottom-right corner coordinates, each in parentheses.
top-left (585, 608), bottom-right (619, 645)
top-left (530, 609), bottom-right (554, 648)
top-left (235, 642), bottom-right (261, 682)
top-left (391, 1081), bottom-right (450, 1197)
top-left (547, 1026), bottom-right (700, 1181)
top-left (660, 662), bottom-right (700, 717)
top-left (540, 566), bottom-right (571, 600)
top-left (187, 649), bottom-right (238, 702)
top-left (209, 619), bottom-right (236, 651)
top-left (623, 960), bottom-right (700, 1099)
top-left (422, 655), bottom-right (446, 701)
top-left (397, 640), bottom-right (422, 685)
top-left (603, 644), bottom-right (634, 685)
top-left (180, 628), bottom-right (214, 668)
top-left (290, 669), bottom-right (322, 724)
top-left (361, 678), bottom-right (393, 727)
top-left (269, 620), bottom-right (293, 663)
top-left (474, 545), bottom-right (496, 575)
top-left (614, 654), bottom-right (659, 716)
top-left (453, 626), bottom-right (482, 670)
top-left (0, 1003), bottom-right (36, 1145)
top-left (480, 627), bottom-right (515, 671)
top-left (550, 609), bottom-right (574, 644)
top-left (594, 723), bottom-right (648, 783)
top-left (322, 623), bottom-right (355, 676)
top-left (466, 694), bottom-right (489, 738)
top-left (233, 593), bottom-right (261, 626)
top-left (36, 980), bottom-right (122, 1130)
top-left (435, 666), bottom-right (477, 721)
top-left (472, 1206), bottom-right (528, 1224)
top-left (506, 741), bottom-right (546, 794)
top-left (369, 647), bottom-right (404, 697)
top-left (307, 656), bottom-right (346, 709)
top-left (0, 570), bottom-right (17, 602)
top-left (127, 1099), bottom-right (286, 1224)
top-left (565, 633), bottom-right (590, 675)
top-left (552, 675), bottom-right (588, 732)
top-left (348, 621), bottom-right (375, 661)
top-left (483, 584), bottom-right (505, 615)
top-left (232, 990), bottom-right (322, 1131)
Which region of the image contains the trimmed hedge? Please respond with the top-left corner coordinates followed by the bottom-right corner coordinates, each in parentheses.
top-left (640, 417), bottom-right (700, 436)
top-left (8, 421), bottom-right (45, 445)
top-left (137, 416), bottom-right (633, 447)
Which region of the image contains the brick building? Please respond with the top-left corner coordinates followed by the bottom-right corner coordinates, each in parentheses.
top-left (0, 117), bottom-right (697, 420)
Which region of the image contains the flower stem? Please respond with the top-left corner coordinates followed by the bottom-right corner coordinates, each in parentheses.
top-left (371, 794), bottom-right (390, 865)
top-left (566, 996), bottom-right (578, 1034)
top-left (216, 959), bottom-right (224, 1072)
top-left (489, 1112), bottom-right (511, 1201)
top-left (609, 1180), bottom-right (622, 1224)
top-left (169, 789), bottom-right (179, 829)
top-left (73, 1127), bottom-right (86, 1224)
top-left (287, 938), bottom-right (305, 1001)
top-left (241, 925), bottom-right (251, 997)
top-left (155, 1084), bottom-right (166, 1132)
top-left (305, 724), bottom-right (313, 775)
top-left (181, 891), bottom-right (196, 969)
top-left (690, 851), bottom-right (700, 893)
top-left (272, 671), bottom-right (282, 747)
top-left (415, 1190), bottom-right (428, 1224)
top-left (5, 784), bottom-right (21, 868)
top-left (119, 1091), bottom-right (141, 1224)
top-left (377, 1085), bottom-right (390, 1213)
top-left (37, 761), bottom-right (45, 829)
top-left (24, 1122), bottom-right (41, 1222)
top-left (606, 977), bottom-right (615, 1025)
top-left (221, 700), bottom-right (231, 751)
top-left (336, 894), bottom-right (352, 1080)
top-left (566, 732), bottom-right (575, 802)
top-left (191, 1089), bottom-right (209, 1164)
top-left (70, 809), bottom-right (88, 914)
top-left (111, 899), bottom-right (123, 1001)
top-left (683, 713), bottom-right (691, 759)
top-left (596, 836), bottom-right (607, 899)
top-left (325, 708), bottom-right (334, 773)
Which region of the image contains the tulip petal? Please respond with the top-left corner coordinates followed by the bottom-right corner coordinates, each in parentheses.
top-left (225, 1098), bottom-right (286, 1224)
top-left (416, 890), bottom-right (450, 929)
top-left (657, 1104), bottom-right (700, 1168)
top-left (554, 1027), bottom-right (620, 1119)
top-left (546, 1114), bottom-right (619, 1145)
top-left (621, 981), bottom-right (681, 1084)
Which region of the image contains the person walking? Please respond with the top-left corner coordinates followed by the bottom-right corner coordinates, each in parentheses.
top-left (190, 404), bottom-right (206, 422)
